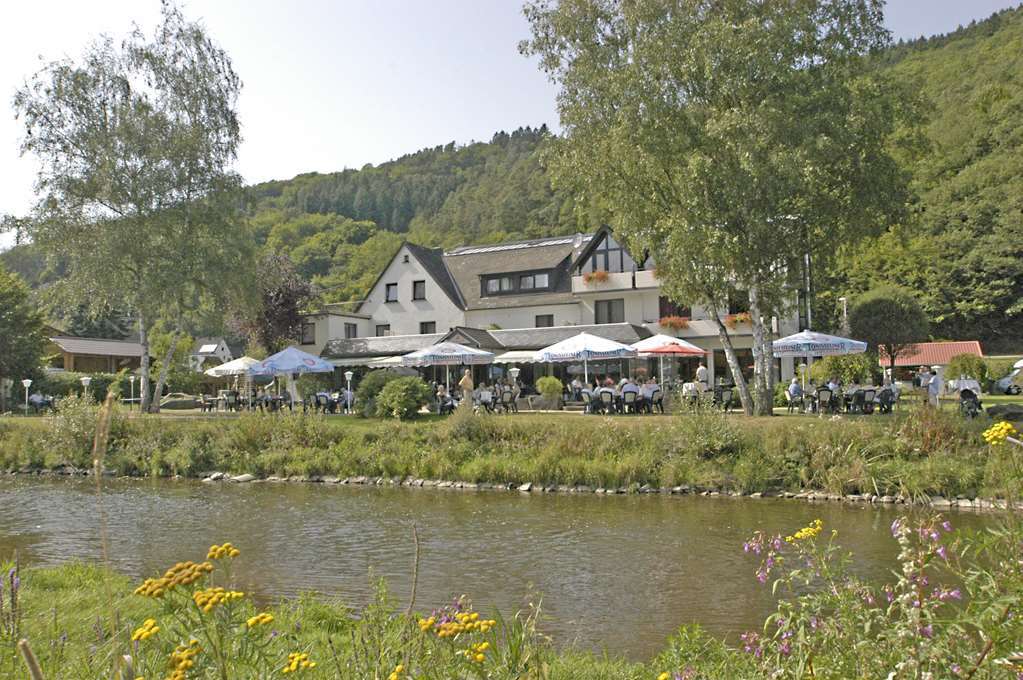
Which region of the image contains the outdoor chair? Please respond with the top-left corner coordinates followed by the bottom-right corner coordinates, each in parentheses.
top-left (622, 391), bottom-right (638, 414)
top-left (226, 393), bottom-right (237, 412)
top-left (650, 390), bottom-right (664, 414)
top-left (581, 391), bottom-right (594, 414)
top-left (849, 390), bottom-right (865, 414)
top-left (816, 389), bottom-right (834, 414)
top-left (862, 389), bottom-right (877, 415)
top-left (785, 391), bottom-right (797, 414)
top-left (599, 391), bottom-right (615, 413)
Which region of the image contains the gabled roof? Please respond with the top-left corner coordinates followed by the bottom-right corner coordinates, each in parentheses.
top-left (355, 242), bottom-right (464, 313)
top-left (49, 336), bottom-right (145, 357)
top-left (440, 326), bottom-right (503, 349)
top-left (442, 234), bottom-right (591, 310)
top-left (405, 243), bottom-right (464, 309)
top-left (193, 337), bottom-right (228, 355)
top-left (880, 341), bottom-right (983, 367)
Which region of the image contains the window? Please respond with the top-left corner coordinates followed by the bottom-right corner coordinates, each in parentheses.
top-left (385, 283), bottom-right (398, 302)
top-left (375, 324), bottom-right (391, 336)
top-left (658, 297), bottom-right (691, 318)
top-left (727, 293), bottom-right (749, 315)
top-left (402, 254), bottom-right (409, 263)
top-left (483, 271), bottom-right (550, 296)
top-left (300, 322), bottom-right (316, 345)
top-left (535, 314), bottom-right (554, 328)
top-left (419, 321), bottom-right (436, 334)
top-left (594, 298), bottom-right (625, 324)
top-left (412, 280), bottom-right (426, 300)
top-left (344, 323), bottom-right (358, 339)
top-left (581, 233), bottom-right (643, 274)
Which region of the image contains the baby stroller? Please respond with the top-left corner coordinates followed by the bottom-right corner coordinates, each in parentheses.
top-left (958, 388), bottom-right (982, 419)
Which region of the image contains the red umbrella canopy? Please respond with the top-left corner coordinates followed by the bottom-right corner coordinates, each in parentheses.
top-left (644, 343), bottom-right (707, 356)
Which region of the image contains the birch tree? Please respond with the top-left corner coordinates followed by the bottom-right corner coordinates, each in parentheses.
top-left (14, 1), bottom-right (252, 412)
top-left (522, 0), bottom-right (920, 414)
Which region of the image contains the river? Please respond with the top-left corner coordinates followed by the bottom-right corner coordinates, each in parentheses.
top-left (0, 476), bottom-right (997, 660)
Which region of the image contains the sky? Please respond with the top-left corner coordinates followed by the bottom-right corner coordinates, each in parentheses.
top-left (1, 0), bottom-right (1020, 249)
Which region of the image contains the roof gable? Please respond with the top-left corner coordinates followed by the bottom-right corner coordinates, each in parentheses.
top-left (880, 341), bottom-right (984, 367)
top-left (355, 242), bottom-right (464, 313)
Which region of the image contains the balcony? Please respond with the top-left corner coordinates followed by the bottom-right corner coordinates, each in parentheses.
top-left (634, 269), bottom-right (658, 289)
top-left (571, 270), bottom-right (636, 294)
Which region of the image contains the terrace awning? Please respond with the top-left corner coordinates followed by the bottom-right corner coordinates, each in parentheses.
top-left (493, 350), bottom-right (539, 364)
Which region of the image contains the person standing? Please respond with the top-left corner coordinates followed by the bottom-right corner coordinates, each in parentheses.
top-left (695, 361), bottom-right (708, 392)
top-left (458, 368), bottom-right (474, 400)
top-left (927, 368), bottom-right (941, 408)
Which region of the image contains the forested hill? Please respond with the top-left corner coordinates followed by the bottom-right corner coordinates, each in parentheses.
top-left (4, 6), bottom-right (1022, 350)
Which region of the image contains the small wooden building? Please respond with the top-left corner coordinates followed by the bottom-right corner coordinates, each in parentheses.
top-left (48, 336), bottom-right (145, 373)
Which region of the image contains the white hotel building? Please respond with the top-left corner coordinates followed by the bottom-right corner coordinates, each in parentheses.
top-left (300, 228), bottom-right (800, 385)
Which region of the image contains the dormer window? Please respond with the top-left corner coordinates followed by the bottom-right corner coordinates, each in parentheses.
top-left (482, 270), bottom-right (551, 296)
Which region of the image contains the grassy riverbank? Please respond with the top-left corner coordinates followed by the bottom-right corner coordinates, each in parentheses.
top-left (0, 402), bottom-right (1015, 499)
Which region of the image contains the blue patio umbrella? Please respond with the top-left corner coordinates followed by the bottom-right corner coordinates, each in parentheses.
top-left (248, 346), bottom-right (335, 376)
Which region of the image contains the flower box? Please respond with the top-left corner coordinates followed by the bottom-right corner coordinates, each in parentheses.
top-left (658, 315), bottom-right (690, 331)
top-left (582, 270), bottom-right (610, 285)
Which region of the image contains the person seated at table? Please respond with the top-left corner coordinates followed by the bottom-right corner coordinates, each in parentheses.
top-left (640, 378), bottom-right (660, 413)
top-left (436, 384), bottom-right (454, 415)
top-left (570, 377), bottom-right (583, 401)
top-left (596, 379), bottom-right (617, 412)
top-left (827, 376), bottom-right (841, 392)
top-left (475, 383), bottom-right (495, 412)
top-left (621, 377), bottom-right (641, 411)
top-left (787, 378), bottom-right (803, 411)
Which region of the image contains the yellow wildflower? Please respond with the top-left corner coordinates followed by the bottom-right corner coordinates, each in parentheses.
top-left (247, 612), bottom-right (275, 628)
top-left (281, 651), bottom-right (316, 673)
top-left (192, 586), bottom-right (244, 613)
top-left (983, 421), bottom-right (1018, 447)
top-left (785, 518), bottom-right (824, 543)
top-left (131, 618), bottom-right (160, 642)
top-left (133, 561), bottom-right (214, 598)
top-left (658, 674), bottom-right (671, 680)
top-left (168, 639), bottom-right (201, 677)
top-left (207, 542), bottom-right (241, 560)
top-left (387, 663), bottom-right (406, 680)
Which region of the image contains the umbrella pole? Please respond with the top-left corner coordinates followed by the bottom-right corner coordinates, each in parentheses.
top-left (584, 358), bottom-right (588, 385)
top-left (446, 365), bottom-right (449, 391)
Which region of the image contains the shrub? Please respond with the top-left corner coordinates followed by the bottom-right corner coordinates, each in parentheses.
top-left (535, 376), bottom-right (564, 405)
top-left (375, 377), bottom-right (432, 420)
top-left (809, 353), bottom-right (881, 385)
top-left (355, 369), bottom-right (402, 417)
top-left (946, 353), bottom-right (987, 383)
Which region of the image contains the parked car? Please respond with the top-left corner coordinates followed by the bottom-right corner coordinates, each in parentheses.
top-left (160, 393), bottom-right (200, 410)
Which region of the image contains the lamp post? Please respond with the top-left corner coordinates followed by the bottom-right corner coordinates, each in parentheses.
top-left (129, 375), bottom-right (136, 411)
top-left (838, 296), bottom-right (849, 334)
top-left (508, 367), bottom-right (520, 383)
top-left (21, 378), bottom-right (32, 416)
top-left (344, 371), bottom-right (354, 414)
top-left (80, 375), bottom-right (92, 401)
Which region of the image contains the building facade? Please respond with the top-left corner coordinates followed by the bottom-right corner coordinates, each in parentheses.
top-left (302, 229), bottom-right (801, 384)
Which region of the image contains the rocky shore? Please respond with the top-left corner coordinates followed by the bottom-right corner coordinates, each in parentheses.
top-left (5, 466), bottom-right (1018, 512)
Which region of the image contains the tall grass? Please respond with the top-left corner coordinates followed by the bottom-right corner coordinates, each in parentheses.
top-left (0, 406), bottom-right (1008, 498)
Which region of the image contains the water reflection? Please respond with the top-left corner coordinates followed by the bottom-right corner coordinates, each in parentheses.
top-left (0, 476), bottom-right (995, 659)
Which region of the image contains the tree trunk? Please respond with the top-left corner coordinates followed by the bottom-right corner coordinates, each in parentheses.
top-left (747, 284), bottom-right (774, 416)
top-left (139, 311), bottom-right (152, 413)
top-left (149, 329), bottom-right (180, 415)
top-left (711, 313), bottom-right (753, 415)
top-left (0, 373), bottom-right (7, 414)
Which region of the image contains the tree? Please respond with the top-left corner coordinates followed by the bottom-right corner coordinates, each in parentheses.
top-left (522, 0), bottom-right (919, 414)
top-left (0, 265), bottom-right (44, 413)
top-left (14, 1), bottom-right (252, 412)
top-left (237, 254), bottom-right (314, 354)
top-left (849, 286), bottom-right (930, 378)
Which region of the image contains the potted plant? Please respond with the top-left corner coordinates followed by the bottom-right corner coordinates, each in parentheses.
top-left (659, 315), bottom-right (690, 331)
top-left (725, 311), bottom-right (752, 328)
top-left (582, 270), bottom-right (610, 285)
top-left (535, 376), bottom-right (564, 410)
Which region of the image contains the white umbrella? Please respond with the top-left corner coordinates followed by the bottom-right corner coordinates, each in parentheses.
top-left (773, 330), bottom-right (867, 389)
top-left (401, 342), bottom-right (495, 389)
top-left (631, 334), bottom-right (706, 382)
top-left (535, 332), bottom-right (637, 384)
top-left (204, 356), bottom-right (261, 377)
